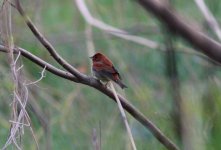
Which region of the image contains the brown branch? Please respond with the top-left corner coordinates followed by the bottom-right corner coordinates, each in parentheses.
top-left (135, 0), bottom-right (221, 64)
top-left (15, 0), bottom-right (86, 81)
top-left (0, 45), bottom-right (79, 82)
top-left (10, 1), bottom-right (180, 150)
top-left (0, 44), bottom-right (180, 150)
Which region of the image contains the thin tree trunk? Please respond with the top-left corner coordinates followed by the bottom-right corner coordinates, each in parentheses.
top-left (164, 32), bottom-right (182, 141)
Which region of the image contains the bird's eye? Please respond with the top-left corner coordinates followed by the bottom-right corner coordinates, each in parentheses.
top-left (94, 56), bottom-right (100, 61)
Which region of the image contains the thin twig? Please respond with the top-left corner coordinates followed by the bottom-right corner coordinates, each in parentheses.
top-left (75, 0), bottom-right (158, 49)
top-left (25, 66), bottom-right (46, 86)
top-left (194, 0), bottom-right (221, 40)
top-left (23, 86), bottom-right (40, 150)
top-left (9, 120), bottom-right (29, 127)
top-left (110, 83), bottom-right (137, 150)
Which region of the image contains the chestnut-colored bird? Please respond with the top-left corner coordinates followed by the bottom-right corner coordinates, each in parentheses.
top-left (90, 52), bottom-right (127, 89)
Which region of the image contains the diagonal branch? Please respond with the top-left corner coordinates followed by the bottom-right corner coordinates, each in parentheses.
top-left (194, 0), bottom-right (221, 41)
top-left (0, 44), bottom-right (180, 150)
top-left (0, 45), bottom-right (79, 82)
top-left (15, 0), bottom-right (86, 80)
top-left (110, 83), bottom-right (137, 150)
top-left (75, 0), bottom-right (158, 49)
top-left (135, 0), bottom-right (221, 64)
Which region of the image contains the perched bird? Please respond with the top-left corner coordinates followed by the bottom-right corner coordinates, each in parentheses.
top-left (90, 52), bottom-right (127, 89)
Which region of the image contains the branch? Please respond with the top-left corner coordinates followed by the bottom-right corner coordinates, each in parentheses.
top-left (135, 0), bottom-right (221, 64)
top-left (0, 45), bottom-right (79, 82)
top-left (194, 0), bottom-right (221, 41)
top-left (15, 0), bottom-right (86, 80)
top-left (110, 83), bottom-right (137, 150)
top-left (0, 44), bottom-right (180, 150)
top-left (75, 0), bottom-right (158, 49)
top-left (24, 66), bottom-right (46, 86)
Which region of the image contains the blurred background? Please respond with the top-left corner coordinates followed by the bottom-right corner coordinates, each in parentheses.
top-left (0, 0), bottom-right (221, 149)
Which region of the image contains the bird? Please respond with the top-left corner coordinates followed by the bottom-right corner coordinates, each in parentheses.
top-left (90, 52), bottom-right (127, 89)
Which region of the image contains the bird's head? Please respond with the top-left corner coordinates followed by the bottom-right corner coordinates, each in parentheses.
top-left (90, 52), bottom-right (104, 62)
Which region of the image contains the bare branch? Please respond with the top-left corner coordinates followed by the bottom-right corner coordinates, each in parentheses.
top-left (9, 120), bottom-right (29, 126)
top-left (0, 45), bottom-right (79, 82)
top-left (195, 0), bottom-right (221, 40)
top-left (135, 0), bottom-right (221, 64)
top-left (15, 0), bottom-right (86, 80)
top-left (75, 0), bottom-right (158, 49)
top-left (110, 83), bottom-right (137, 150)
top-left (24, 66), bottom-right (46, 86)
top-left (0, 44), bottom-right (180, 150)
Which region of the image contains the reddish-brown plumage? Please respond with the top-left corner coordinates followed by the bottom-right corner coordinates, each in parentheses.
top-left (90, 52), bottom-right (127, 89)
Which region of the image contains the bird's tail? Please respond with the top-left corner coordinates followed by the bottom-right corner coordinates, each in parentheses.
top-left (115, 80), bottom-right (127, 89)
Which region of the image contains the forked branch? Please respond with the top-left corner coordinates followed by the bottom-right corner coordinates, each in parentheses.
top-left (2, 0), bottom-right (181, 150)
top-left (0, 44), bottom-right (179, 150)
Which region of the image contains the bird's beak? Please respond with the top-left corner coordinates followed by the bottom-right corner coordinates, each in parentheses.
top-left (89, 56), bottom-right (93, 59)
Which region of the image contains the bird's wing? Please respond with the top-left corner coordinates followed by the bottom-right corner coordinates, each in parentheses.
top-left (103, 66), bottom-right (121, 80)
top-left (111, 66), bottom-right (121, 79)
top-left (102, 57), bottom-right (121, 75)
top-left (93, 62), bottom-right (121, 79)
top-left (93, 62), bottom-right (115, 73)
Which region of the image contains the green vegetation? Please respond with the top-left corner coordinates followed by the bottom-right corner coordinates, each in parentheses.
top-left (0, 0), bottom-right (221, 149)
